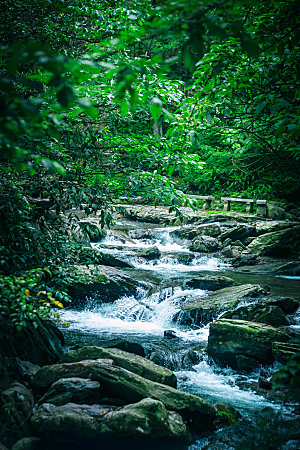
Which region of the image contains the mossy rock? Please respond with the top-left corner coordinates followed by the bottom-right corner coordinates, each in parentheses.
top-left (248, 226), bottom-right (300, 256)
top-left (60, 346), bottom-right (177, 387)
top-left (207, 319), bottom-right (299, 369)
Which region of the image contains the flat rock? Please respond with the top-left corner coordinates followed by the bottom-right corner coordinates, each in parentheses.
top-left (171, 223), bottom-right (221, 240)
top-left (60, 346), bottom-right (177, 387)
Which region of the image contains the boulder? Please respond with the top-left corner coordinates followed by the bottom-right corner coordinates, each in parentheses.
top-left (0, 383), bottom-right (34, 445)
top-left (257, 296), bottom-right (299, 314)
top-left (185, 275), bottom-right (236, 291)
top-left (231, 253), bottom-right (258, 267)
top-left (136, 246), bottom-right (161, 260)
top-left (220, 225), bottom-right (256, 243)
top-left (248, 226), bottom-right (300, 256)
top-left (31, 399), bottom-right (190, 441)
top-left (267, 205), bottom-right (286, 220)
top-left (220, 246), bottom-right (241, 258)
top-left (39, 377), bottom-right (101, 406)
top-left (190, 236), bottom-right (220, 252)
top-left (63, 265), bottom-right (149, 303)
top-left (220, 304), bottom-right (290, 327)
top-left (0, 318), bottom-right (64, 366)
top-left (255, 221), bottom-right (296, 235)
top-left (31, 403), bottom-right (114, 439)
top-left (32, 359), bottom-right (217, 428)
top-left (207, 319), bottom-right (299, 368)
top-left (0, 357), bottom-right (40, 386)
top-left (60, 346), bottom-right (177, 387)
top-left (176, 284), bottom-right (267, 326)
top-left (171, 223), bottom-right (221, 240)
top-left (101, 398), bottom-right (190, 439)
top-left (78, 246), bottom-right (133, 268)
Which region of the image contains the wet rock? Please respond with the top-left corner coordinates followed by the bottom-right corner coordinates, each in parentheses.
top-left (0, 383), bottom-right (34, 445)
top-left (272, 342), bottom-right (300, 364)
top-left (220, 245), bottom-right (241, 258)
top-left (236, 355), bottom-right (258, 371)
top-left (185, 275), bottom-right (236, 291)
top-left (164, 330), bottom-right (177, 339)
top-left (97, 339), bottom-right (145, 357)
top-left (220, 225), bottom-right (256, 243)
top-left (128, 229), bottom-right (154, 240)
top-left (60, 346), bottom-right (177, 387)
top-left (248, 226), bottom-right (300, 256)
top-left (177, 253), bottom-right (194, 264)
top-left (32, 360), bottom-right (217, 429)
top-left (220, 304), bottom-right (290, 327)
top-left (181, 351), bottom-right (202, 370)
top-left (136, 246), bottom-right (161, 260)
top-left (190, 236), bottom-right (220, 252)
top-left (231, 253), bottom-right (258, 267)
top-left (64, 264), bottom-right (149, 304)
top-left (0, 318), bottom-right (64, 366)
top-left (171, 223), bottom-right (221, 240)
top-left (258, 377), bottom-right (272, 390)
top-left (78, 246), bottom-right (133, 268)
top-left (207, 319), bottom-right (299, 368)
top-left (101, 398), bottom-right (190, 439)
top-left (31, 403), bottom-right (114, 439)
top-left (39, 377), bottom-right (101, 406)
top-left (31, 399), bottom-right (190, 441)
top-left (177, 284), bottom-right (267, 326)
top-left (257, 296), bottom-right (299, 314)
top-left (215, 403), bottom-right (242, 426)
top-left (12, 437), bottom-right (41, 450)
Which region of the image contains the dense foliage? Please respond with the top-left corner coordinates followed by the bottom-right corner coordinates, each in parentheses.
top-left (0, 0), bottom-right (299, 323)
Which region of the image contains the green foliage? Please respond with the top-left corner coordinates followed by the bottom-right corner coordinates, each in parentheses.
top-left (0, 268), bottom-right (70, 330)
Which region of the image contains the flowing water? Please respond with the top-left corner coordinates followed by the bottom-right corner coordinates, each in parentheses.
top-left (61, 219), bottom-right (300, 448)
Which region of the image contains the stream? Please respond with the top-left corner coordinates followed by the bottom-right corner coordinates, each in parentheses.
top-left (60, 219), bottom-right (300, 448)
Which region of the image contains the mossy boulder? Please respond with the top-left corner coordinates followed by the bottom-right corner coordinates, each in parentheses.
top-left (62, 264), bottom-right (149, 304)
top-left (60, 346), bottom-right (177, 387)
top-left (101, 398), bottom-right (190, 439)
top-left (31, 399), bottom-right (190, 441)
top-left (207, 319), bottom-right (299, 368)
top-left (190, 236), bottom-right (220, 252)
top-left (256, 296), bottom-right (299, 314)
top-left (32, 359), bottom-right (217, 429)
top-left (248, 226), bottom-right (300, 256)
top-left (220, 304), bottom-right (290, 327)
top-left (136, 246), bottom-right (161, 260)
top-left (175, 284), bottom-right (267, 326)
